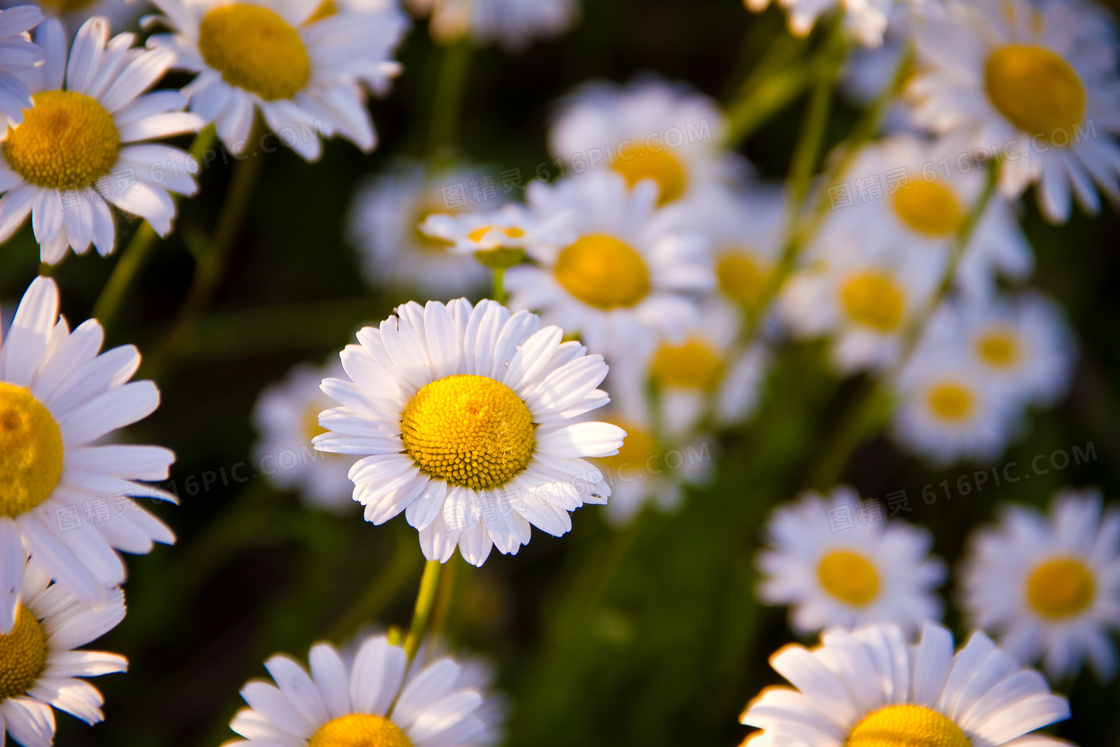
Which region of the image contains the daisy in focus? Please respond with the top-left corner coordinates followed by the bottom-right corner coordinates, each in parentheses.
top-left (757, 487), bottom-right (945, 634)
top-left (252, 360), bottom-right (354, 512)
top-left (741, 621), bottom-right (1072, 747)
top-left (506, 171), bottom-right (713, 357)
top-left (147, 0), bottom-right (407, 160)
top-left (348, 159), bottom-right (501, 299)
top-left (0, 277), bottom-right (175, 633)
top-left (224, 633), bottom-right (499, 746)
top-left (0, 6), bottom-right (42, 128)
top-left (962, 488), bottom-right (1120, 681)
top-left (314, 298), bottom-right (625, 566)
top-left (0, 17), bottom-right (202, 263)
top-left (908, 0), bottom-right (1120, 222)
top-left (419, 202), bottom-right (572, 270)
top-left (0, 561), bottom-right (127, 747)
top-left (406, 0), bottom-right (578, 51)
top-left (548, 77), bottom-right (738, 208)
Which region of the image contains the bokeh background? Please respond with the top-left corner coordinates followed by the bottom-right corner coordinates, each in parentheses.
top-left (1, 0), bottom-right (1118, 745)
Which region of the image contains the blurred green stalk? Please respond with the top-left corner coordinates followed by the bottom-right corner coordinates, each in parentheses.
top-left (429, 40), bottom-right (472, 157)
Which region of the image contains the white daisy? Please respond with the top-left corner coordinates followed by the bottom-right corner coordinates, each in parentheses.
top-left (741, 621), bottom-right (1072, 747)
top-left (962, 488), bottom-right (1120, 682)
top-left (224, 633), bottom-right (498, 746)
top-left (314, 298), bottom-right (625, 566)
top-left (757, 487), bottom-right (945, 635)
top-left (0, 277), bottom-right (176, 634)
top-left (0, 16), bottom-right (203, 264)
top-left (347, 159), bottom-right (500, 300)
top-left (0, 560), bottom-right (128, 746)
top-left (828, 134), bottom-right (1033, 299)
top-left (505, 171), bottom-right (713, 358)
top-left (406, 0), bottom-right (577, 51)
top-left (744, 0), bottom-right (906, 48)
top-left (2, 0), bottom-right (139, 36)
top-left (548, 77), bottom-right (739, 208)
top-left (0, 6), bottom-right (43, 128)
top-left (908, 0), bottom-right (1120, 222)
top-left (147, 0), bottom-right (407, 160)
top-left (419, 202), bottom-right (573, 269)
top-left (252, 360), bottom-right (355, 512)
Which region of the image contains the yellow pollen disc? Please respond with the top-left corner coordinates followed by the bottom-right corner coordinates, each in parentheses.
top-left (3, 91), bottom-right (120, 191)
top-left (1026, 557), bottom-right (1096, 620)
top-left (716, 249), bottom-right (767, 310)
top-left (613, 143), bottom-right (688, 206)
top-left (892, 181), bottom-right (964, 237)
top-left (306, 0), bottom-right (338, 22)
top-left (199, 4), bottom-right (311, 101)
top-left (595, 420), bottom-right (655, 473)
top-left (0, 605), bottom-right (48, 700)
top-left (308, 714), bottom-right (413, 747)
top-left (0, 383), bottom-right (64, 517)
top-left (847, 705), bottom-right (972, 747)
top-left (554, 234), bottom-right (651, 310)
top-left (925, 382), bottom-right (975, 423)
top-left (985, 45), bottom-right (1086, 141)
top-left (840, 271), bottom-right (906, 332)
top-left (400, 375), bottom-right (535, 491)
top-left (816, 550), bottom-right (881, 607)
top-left (650, 339), bottom-right (723, 392)
top-left (467, 225), bottom-right (525, 243)
top-left (975, 329), bottom-right (1021, 369)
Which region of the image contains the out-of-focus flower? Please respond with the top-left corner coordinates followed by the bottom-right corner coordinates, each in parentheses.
top-left (744, 0), bottom-right (908, 48)
top-left (407, 0), bottom-right (578, 51)
top-left (0, 6), bottom-right (43, 127)
top-left (419, 202), bottom-right (572, 269)
top-left (2, 0), bottom-right (139, 36)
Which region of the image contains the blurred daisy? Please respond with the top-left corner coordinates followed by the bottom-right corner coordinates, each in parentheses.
top-left (741, 621), bottom-right (1071, 747)
top-left (347, 159), bottom-right (500, 299)
top-left (419, 202), bottom-right (572, 269)
top-left (0, 560), bottom-right (127, 746)
top-left (407, 0), bottom-right (578, 51)
top-left (506, 171), bottom-right (713, 357)
top-left (147, 0), bottom-right (407, 160)
top-left (0, 17), bottom-right (202, 263)
top-left (780, 230), bottom-right (939, 373)
top-left (2, 0), bottom-right (139, 35)
top-left (757, 487), bottom-right (945, 634)
top-left (0, 277), bottom-right (175, 634)
top-left (314, 299), bottom-right (625, 566)
top-left (828, 134), bottom-right (1033, 298)
top-left (0, 6), bottom-right (42, 127)
top-left (224, 633), bottom-right (498, 746)
top-left (962, 489), bottom-right (1120, 681)
top-left (549, 77), bottom-right (738, 207)
top-left (909, 0), bottom-right (1120, 222)
top-left (745, 0), bottom-right (901, 47)
top-left (252, 360), bottom-right (354, 512)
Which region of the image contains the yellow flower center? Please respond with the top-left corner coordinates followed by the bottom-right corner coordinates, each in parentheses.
top-left (308, 714), bottom-right (413, 747)
top-left (716, 249), bottom-right (768, 310)
top-left (400, 375), bottom-right (535, 491)
top-left (816, 550), bottom-right (881, 607)
top-left (554, 234), bottom-right (651, 310)
top-left (650, 339), bottom-right (723, 392)
top-left (0, 383), bottom-right (64, 518)
top-left (37, 0), bottom-right (99, 13)
top-left (199, 4), bottom-right (311, 101)
top-left (468, 225), bottom-right (525, 243)
top-left (3, 91), bottom-right (120, 191)
top-left (840, 271), bottom-right (905, 332)
top-left (985, 45), bottom-right (1086, 141)
top-left (0, 605), bottom-right (48, 700)
top-left (595, 420), bottom-right (655, 473)
top-left (891, 182), bottom-right (963, 237)
top-left (847, 705), bottom-right (971, 747)
top-left (975, 329), bottom-right (1021, 369)
top-left (1026, 557), bottom-right (1096, 620)
top-left (306, 0), bottom-right (338, 22)
top-left (613, 144), bottom-right (688, 206)
top-left (925, 382), bottom-right (975, 423)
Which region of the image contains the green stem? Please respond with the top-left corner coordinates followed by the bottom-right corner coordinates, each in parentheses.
top-left (402, 560), bottom-right (443, 665)
top-left (428, 41), bottom-right (472, 157)
top-left (491, 267), bottom-right (506, 304)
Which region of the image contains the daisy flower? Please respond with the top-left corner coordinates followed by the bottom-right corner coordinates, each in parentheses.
top-left (419, 202), bottom-right (573, 270)
top-left (147, 0), bottom-right (407, 160)
top-left (962, 488), bottom-right (1120, 682)
top-left (0, 560), bottom-right (128, 746)
top-left (505, 171), bottom-right (713, 358)
top-left (908, 0), bottom-right (1120, 222)
top-left (347, 159), bottom-right (500, 299)
top-left (406, 0), bottom-right (578, 51)
top-left (0, 277), bottom-right (175, 634)
top-left (224, 633), bottom-right (499, 746)
top-left (252, 360), bottom-right (355, 512)
top-left (2, 0), bottom-right (139, 36)
top-left (744, 0), bottom-right (905, 48)
top-left (548, 77), bottom-right (738, 208)
top-left (741, 621), bottom-right (1072, 747)
top-left (314, 298), bottom-right (625, 566)
top-left (828, 134), bottom-right (1033, 299)
top-left (0, 16), bottom-right (203, 264)
top-left (757, 487), bottom-right (945, 635)
top-left (0, 6), bottom-right (43, 128)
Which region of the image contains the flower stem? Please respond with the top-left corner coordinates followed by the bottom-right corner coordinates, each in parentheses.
top-left (491, 267), bottom-right (507, 304)
top-left (403, 560), bottom-right (444, 665)
top-left (428, 40), bottom-right (472, 157)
